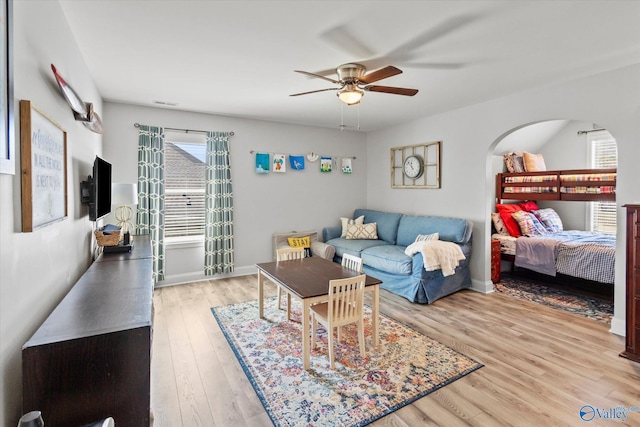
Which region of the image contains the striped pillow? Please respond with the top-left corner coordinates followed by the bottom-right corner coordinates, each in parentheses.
top-left (532, 208), bottom-right (563, 233)
top-left (415, 232), bottom-right (439, 242)
top-left (511, 211), bottom-right (548, 236)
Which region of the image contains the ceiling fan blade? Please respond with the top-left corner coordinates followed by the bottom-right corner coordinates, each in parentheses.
top-left (312, 67), bottom-right (341, 77)
top-left (392, 14), bottom-right (477, 56)
top-left (320, 24), bottom-right (376, 58)
top-left (364, 85), bottom-right (418, 96)
top-left (294, 70), bottom-right (340, 84)
top-left (405, 62), bottom-right (467, 70)
top-left (290, 88), bottom-right (339, 97)
top-left (358, 66), bottom-right (403, 84)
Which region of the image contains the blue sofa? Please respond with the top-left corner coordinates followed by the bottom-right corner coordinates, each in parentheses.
top-left (322, 209), bottom-right (473, 304)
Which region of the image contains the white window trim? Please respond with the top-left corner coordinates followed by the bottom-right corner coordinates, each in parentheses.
top-left (585, 129), bottom-right (617, 234)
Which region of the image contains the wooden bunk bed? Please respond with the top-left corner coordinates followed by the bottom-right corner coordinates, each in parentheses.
top-left (493, 168), bottom-right (617, 287)
top-left (496, 168), bottom-right (616, 203)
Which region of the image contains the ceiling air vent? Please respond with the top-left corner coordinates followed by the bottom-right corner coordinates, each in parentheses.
top-left (153, 100), bottom-right (179, 107)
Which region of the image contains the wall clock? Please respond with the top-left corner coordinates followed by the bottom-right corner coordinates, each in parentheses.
top-left (391, 141), bottom-right (441, 189)
top-left (403, 154), bottom-right (424, 179)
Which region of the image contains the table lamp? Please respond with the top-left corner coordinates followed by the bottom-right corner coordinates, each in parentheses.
top-left (112, 183), bottom-right (137, 243)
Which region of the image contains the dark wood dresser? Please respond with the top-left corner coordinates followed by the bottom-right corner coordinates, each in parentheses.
top-left (621, 205), bottom-right (640, 363)
top-left (22, 235), bottom-right (154, 426)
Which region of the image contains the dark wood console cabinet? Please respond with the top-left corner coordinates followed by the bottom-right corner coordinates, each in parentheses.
top-left (621, 205), bottom-right (640, 363)
top-left (22, 236), bottom-right (154, 426)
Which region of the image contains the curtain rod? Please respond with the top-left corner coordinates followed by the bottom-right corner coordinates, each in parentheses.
top-left (577, 128), bottom-right (606, 135)
top-left (133, 122), bottom-right (234, 136)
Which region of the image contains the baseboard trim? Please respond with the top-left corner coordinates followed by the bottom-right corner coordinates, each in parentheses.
top-left (156, 265), bottom-right (257, 288)
top-left (470, 278), bottom-right (494, 294)
top-left (609, 316), bottom-right (626, 337)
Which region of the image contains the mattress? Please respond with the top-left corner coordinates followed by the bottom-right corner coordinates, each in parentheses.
top-left (495, 231), bottom-right (615, 284)
top-left (491, 233), bottom-right (516, 256)
top-left (502, 172), bottom-right (616, 195)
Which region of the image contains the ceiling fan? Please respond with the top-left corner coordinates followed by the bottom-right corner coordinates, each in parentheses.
top-left (289, 63), bottom-right (418, 105)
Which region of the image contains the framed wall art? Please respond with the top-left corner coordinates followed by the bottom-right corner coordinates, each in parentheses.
top-left (391, 141), bottom-right (441, 189)
top-left (20, 100), bottom-right (68, 232)
top-left (0, 0), bottom-right (14, 174)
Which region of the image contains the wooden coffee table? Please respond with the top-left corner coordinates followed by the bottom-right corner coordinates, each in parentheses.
top-left (256, 256), bottom-right (382, 370)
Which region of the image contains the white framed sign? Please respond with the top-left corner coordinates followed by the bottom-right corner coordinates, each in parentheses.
top-left (20, 100), bottom-right (68, 231)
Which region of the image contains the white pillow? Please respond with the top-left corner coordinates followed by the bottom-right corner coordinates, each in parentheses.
top-left (340, 215), bottom-right (364, 238)
top-left (414, 232), bottom-right (439, 243)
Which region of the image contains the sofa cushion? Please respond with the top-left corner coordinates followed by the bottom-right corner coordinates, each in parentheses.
top-left (326, 237), bottom-right (390, 258)
top-left (396, 215), bottom-right (469, 246)
top-left (353, 209), bottom-right (403, 244)
top-left (361, 245), bottom-right (412, 276)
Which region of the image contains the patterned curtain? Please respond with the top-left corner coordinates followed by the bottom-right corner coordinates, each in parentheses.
top-left (204, 131), bottom-right (234, 275)
top-left (135, 125), bottom-right (165, 282)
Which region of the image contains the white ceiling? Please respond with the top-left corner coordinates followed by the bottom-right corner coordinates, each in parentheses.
top-left (59, 1), bottom-right (640, 132)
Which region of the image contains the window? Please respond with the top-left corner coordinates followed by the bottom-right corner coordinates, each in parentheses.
top-left (588, 130), bottom-right (617, 234)
top-left (164, 135), bottom-right (206, 243)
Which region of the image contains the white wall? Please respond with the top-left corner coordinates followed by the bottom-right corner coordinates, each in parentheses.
top-left (366, 64), bottom-right (640, 336)
top-left (536, 120), bottom-right (596, 230)
top-left (0, 2), bottom-right (103, 425)
top-left (102, 102), bottom-right (368, 284)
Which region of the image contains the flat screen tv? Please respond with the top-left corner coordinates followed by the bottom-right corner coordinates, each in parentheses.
top-left (81, 156), bottom-right (112, 221)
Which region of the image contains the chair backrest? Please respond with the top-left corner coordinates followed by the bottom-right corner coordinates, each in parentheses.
top-left (328, 274), bottom-right (366, 324)
top-left (341, 253), bottom-right (363, 272)
top-left (276, 247), bottom-right (306, 261)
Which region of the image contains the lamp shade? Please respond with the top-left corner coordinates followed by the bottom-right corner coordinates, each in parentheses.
top-left (111, 183), bottom-right (138, 206)
top-left (337, 89), bottom-right (363, 105)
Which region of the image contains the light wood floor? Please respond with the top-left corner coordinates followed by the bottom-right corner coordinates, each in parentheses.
top-left (151, 276), bottom-right (640, 427)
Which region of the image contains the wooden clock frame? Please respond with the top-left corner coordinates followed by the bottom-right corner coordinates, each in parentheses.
top-left (391, 141), bottom-right (441, 189)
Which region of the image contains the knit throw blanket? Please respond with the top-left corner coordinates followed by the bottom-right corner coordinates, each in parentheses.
top-left (405, 240), bottom-right (466, 276)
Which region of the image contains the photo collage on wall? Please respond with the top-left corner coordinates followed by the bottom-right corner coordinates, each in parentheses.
top-left (254, 151), bottom-right (353, 175)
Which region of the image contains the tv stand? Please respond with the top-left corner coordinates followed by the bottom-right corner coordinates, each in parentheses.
top-left (22, 235), bottom-right (153, 426)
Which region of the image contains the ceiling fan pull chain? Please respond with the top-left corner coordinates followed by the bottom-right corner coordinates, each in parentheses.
top-left (357, 103), bottom-right (360, 130)
top-left (340, 101), bottom-right (345, 131)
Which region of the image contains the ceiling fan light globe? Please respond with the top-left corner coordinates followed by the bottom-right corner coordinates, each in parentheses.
top-left (338, 89), bottom-right (364, 105)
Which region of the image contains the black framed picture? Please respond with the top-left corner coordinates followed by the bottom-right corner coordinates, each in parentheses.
top-left (0, 0), bottom-right (14, 175)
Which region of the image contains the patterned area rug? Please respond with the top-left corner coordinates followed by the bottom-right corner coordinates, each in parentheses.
top-left (211, 297), bottom-right (483, 427)
top-left (494, 275), bottom-right (613, 323)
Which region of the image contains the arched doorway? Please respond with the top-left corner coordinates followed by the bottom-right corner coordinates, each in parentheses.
top-left (487, 119), bottom-right (618, 326)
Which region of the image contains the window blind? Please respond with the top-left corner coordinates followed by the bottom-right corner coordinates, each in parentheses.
top-left (164, 141), bottom-right (206, 240)
top-left (589, 131), bottom-right (617, 234)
